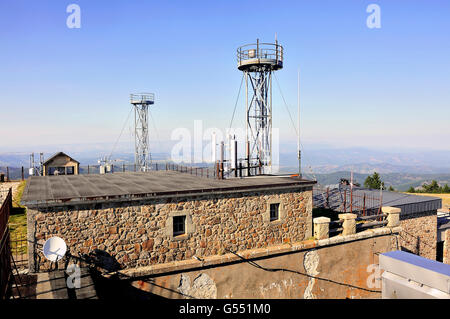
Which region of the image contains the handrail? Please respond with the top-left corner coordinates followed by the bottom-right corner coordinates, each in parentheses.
top-left (237, 42), bottom-right (283, 64)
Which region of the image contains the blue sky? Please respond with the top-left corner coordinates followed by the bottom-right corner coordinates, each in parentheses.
top-left (0, 0), bottom-right (449, 154)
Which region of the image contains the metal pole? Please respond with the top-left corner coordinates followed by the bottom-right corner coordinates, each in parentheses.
top-left (234, 140), bottom-right (238, 178)
top-left (297, 68), bottom-right (302, 179)
top-left (6, 167), bottom-right (9, 182)
top-left (246, 141), bottom-right (250, 177)
top-left (344, 190), bottom-right (347, 212)
top-left (21, 167), bottom-right (24, 181)
top-left (326, 187), bottom-right (329, 208)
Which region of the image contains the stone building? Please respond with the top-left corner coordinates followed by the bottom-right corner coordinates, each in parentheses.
top-left (21, 171), bottom-right (315, 272)
top-left (42, 151), bottom-right (80, 176)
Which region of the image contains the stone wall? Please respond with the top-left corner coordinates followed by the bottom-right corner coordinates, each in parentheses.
top-left (399, 210), bottom-right (437, 260)
top-left (126, 228), bottom-right (400, 299)
top-left (27, 186), bottom-right (313, 272)
top-left (444, 229), bottom-right (450, 265)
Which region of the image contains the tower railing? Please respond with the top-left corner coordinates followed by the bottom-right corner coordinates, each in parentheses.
top-left (237, 42), bottom-right (283, 65)
top-left (130, 93), bottom-right (154, 104)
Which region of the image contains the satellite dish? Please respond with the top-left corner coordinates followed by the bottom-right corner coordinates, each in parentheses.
top-left (43, 236), bottom-right (67, 262)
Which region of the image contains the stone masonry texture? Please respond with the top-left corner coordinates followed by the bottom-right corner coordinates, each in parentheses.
top-left (399, 211), bottom-right (437, 260)
top-left (444, 229), bottom-right (450, 265)
top-left (27, 187), bottom-right (313, 271)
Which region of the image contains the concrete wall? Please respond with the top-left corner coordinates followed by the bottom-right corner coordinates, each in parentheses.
top-left (399, 210), bottom-right (437, 260)
top-left (127, 229), bottom-right (400, 299)
top-left (27, 186), bottom-right (313, 272)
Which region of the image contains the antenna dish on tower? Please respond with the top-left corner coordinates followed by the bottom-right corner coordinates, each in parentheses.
top-left (42, 236), bottom-right (67, 262)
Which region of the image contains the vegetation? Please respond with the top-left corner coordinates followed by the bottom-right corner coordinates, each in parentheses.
top-left (363, 172), bottom-right (385, 190)
top-left (8, 180), bottom-right (27, 254)
top-left (407, 180), bottom-right (450, 194)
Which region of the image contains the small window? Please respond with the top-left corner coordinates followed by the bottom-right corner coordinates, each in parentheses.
top-left (66, 166), bottom-right (74, 175)
top-left (173, 215), bottom-right (186, 236)
top-left (270, 203), bottom-right (280, 221)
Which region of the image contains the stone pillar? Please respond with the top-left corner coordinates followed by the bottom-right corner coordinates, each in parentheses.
top-left (444, 229), bottom-right (450, 265)
top-left (313, 217), bottom-right (330, 240)
top-left (382, 206), bottom-right (401, 227)
top-left (338, 213), bottom-right (357, 236)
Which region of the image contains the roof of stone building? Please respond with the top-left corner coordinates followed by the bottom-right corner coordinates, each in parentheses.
top-left (43, 151), bottom-right (80, 165)
top-left (21, 170), bottom-right (315, 207)
top-left (313, 185), bottom-right (442, 216)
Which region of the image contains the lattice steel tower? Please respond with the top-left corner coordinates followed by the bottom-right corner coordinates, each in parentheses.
top-left (130, 93), bottom-right (155, 171)
top-left (237, 39), bottom-right (283, 174)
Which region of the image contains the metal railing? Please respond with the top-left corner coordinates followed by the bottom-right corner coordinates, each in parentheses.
top-left (9, 232), bottom-right (27, 271)
top-left (328, 214), bottom-right (389, 236)
top-left (237, 42), bottom-right (283, 65)
top-left (0, 188), bottom-right (12, 299)
top-left (130, 93), bottom-right (155, 104)
top-left (313, 185), bottom-right (383, 216)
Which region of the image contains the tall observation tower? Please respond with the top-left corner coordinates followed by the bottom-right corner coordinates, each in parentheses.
top-left (237, 39), bottom-right (283, 174)
top-left (130, 93), bottom-right (155, 171)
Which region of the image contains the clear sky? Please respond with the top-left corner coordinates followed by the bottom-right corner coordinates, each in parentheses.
top-left (0, 0), bottom-right (449, 153)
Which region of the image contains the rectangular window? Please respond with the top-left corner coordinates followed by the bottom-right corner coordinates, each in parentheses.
top-left (49, 167), bottom-right (66, 175)
top-left (173, 215), bottom-right (186, 236)
top-left (66, 166), bottom-right (74, 175)
top-left (270, 203), bottom-right (280, 221)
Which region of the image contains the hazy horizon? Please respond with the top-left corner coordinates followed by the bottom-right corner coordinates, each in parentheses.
top-left (1, 1), bottom-right (449, 153)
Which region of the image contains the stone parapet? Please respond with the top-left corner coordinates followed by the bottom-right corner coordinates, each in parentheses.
top-left (338, 213), bottom-right (357, 236)
top-left (313, 217), bottom-right (330, 240)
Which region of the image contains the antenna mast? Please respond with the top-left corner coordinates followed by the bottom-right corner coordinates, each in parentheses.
top-left (237, 38), bottom-right (283, 175)
top-left (130, 93), bottom-right (155, 172)
top-left (297, 69), bottom-right (302, 179)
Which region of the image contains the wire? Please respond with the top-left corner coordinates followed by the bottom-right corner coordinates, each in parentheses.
top-left (148, 109), bottom-right (166, 162)
top-left (274, 73), bottom-right (298, 137)
top-left (109, 107), bottom-right (133, 161)
top-left (228, 73), bottom-right (244, 130)
top-left (225, 248), bottom-right (381, 293)
top-left (273, 72), bottom-right (311, 176)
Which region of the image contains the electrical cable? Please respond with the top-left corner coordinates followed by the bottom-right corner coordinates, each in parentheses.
top-left (228, 73), bottom-right (244, 130)
top-left (109, 106), bottom-right (133, 161)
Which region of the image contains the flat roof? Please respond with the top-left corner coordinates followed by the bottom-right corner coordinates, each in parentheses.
top-left (21, 171), bottom-right (315, 207)
top-left (313, 186), bottom-right (442, 216)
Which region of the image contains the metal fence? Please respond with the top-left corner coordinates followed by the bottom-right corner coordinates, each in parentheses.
top-left (9, 232), bottom-right (27, 271)
top-left (1, 163), bottom-right (219, 180)
top-left (313, 185), bottom-right (383, 217)
top-left (328, 213), bottom-right (389, 236)
top-left (0, 188), bottom-right (12, 299)
top-left (78, 163), bottom-right (218, 179)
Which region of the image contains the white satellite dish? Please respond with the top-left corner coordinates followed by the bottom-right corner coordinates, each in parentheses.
top-left (42, 236), bottom-right (67, 262)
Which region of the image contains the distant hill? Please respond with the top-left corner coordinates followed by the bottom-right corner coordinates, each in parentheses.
top-left (278, 169), bottom-right (450, 191)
